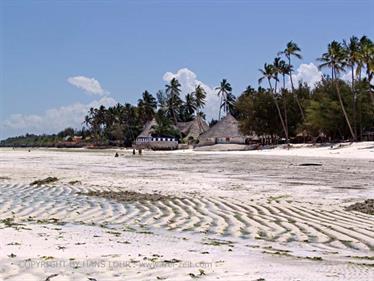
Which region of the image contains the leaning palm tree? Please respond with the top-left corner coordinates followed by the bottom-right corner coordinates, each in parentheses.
top-left (165, 78), bottom-right (182, 124)
top-left (215, 79), bottom-right (232, 120)
top-left (318, 41), bottom-right (356, 140)
top-left (258, 63), bottom-right (288, 142)
top-left (278, 41), bottom-right (304, 119)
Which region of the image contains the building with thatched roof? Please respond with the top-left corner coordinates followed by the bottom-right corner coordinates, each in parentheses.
top-left (198, 114), bottom-right (248, 146)
top-left (135, 119), bottom-right (178, 150)
top-left (135, 115), bottom-right (209, 150)
top-left (177, 116), bottom-right (209, 143)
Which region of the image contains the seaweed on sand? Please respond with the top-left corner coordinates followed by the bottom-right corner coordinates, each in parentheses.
top-left (77, 190), bottom-right (174, 203)
top-left (31, 177), bottom-right (59, 186)
top-left (346, 199), bottom-right (374, 215)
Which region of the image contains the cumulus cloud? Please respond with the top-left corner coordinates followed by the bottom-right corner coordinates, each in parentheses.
top-left (163, 68), bottom-right (220, 121)
top-left (1, 96), bottom-right (117, 138)
top-left (67, 76), bottom-right (108, 96)
top-left (340, 70), bottom-right (353, 82)
top-left (288, 63), bottom-right (323, 89)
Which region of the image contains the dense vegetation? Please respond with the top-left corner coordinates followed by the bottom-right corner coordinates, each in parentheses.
top-left (1, 35), bottom-right (373, 147)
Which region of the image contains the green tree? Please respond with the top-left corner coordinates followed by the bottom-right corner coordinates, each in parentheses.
top-left (258, 63), bottom-right (289, 142)
top-left (165, 78), bottom-right (183, 124)
top-left (138, 90), bottom-right (157, 124)
top-left (278, 41), bottom-right (304, 119)
top-left (343, 36), bottom-right (361, 137)
top-left (215, 79), bottom-right (233, 120)
top-left (318, 40), bottom-right (356, 140)
top-left (192, 85), bottom-right (207, 114)
top-left (357, 36), bottom-right (374, 105)
top-left (152, 110), bottom-right (181, 138)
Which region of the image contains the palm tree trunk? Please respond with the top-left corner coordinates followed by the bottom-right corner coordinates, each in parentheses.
top-left (288, 57), bottom-right (305, 120)
top-left (218, 95), bottom-right (223, 120)
top-left (367, 69), bottom-right (374, 106)
top-left (171, 109), bottom-right (177, 125)
top-left (282, 74), bottom-right (289, 144)
top-left (334, 68), bottom-right (355, 140)
top-left (283, 92), bottom-right (289, 144)
top-left (351, 65), bottom-right (357, 140)
top-left (268, 78), bottom-right (288, 142)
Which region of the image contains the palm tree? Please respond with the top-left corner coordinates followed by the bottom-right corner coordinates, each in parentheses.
top-left (185, 93), bottom-right (197, 116)
top-left (165, 78), bottom-right (182, 124)
top-left (278, 59), bottom-right (292, 138)
top-left (138, 90), bottom-right (157, 123)
top-left (258, 63), bottom-right (288, 142)
top-left (192, 85), bottom-right (206, 114)
top-left (215, 79), bottom-right (232, 120)
top-left (343, 36), bottom-right (360, 137)
top-left (224, 93), bottom-right (237, 115)
top-left (278, 60), bottom-right (292, 90)
top-left (357, 36), bottom-right (374, 105)
top-left (272, 57), bottom-right (283, 93)
top-left (318, 41), bottom-right (356, 140)
top-left (278, 41), bottom-right (304, 119)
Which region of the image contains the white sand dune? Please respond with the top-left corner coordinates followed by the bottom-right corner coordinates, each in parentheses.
top-left (0, 146), bottom-right (373, 280)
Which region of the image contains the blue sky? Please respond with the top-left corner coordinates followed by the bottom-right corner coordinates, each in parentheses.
top-left (1, 0), bottom-right (373, 138)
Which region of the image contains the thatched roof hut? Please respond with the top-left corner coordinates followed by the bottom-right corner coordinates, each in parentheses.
top-left (137, 119), bottom-right (157, 138)
top-left (177, 116), bottom-right (209, 142)
top-left (135, 119), bottom-right (178, 150)
top-left (198, 114), bottom-right (247, 146)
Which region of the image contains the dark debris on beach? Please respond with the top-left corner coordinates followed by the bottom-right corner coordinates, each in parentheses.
top-left (346, 199), bottom-right (374, 215)
top-left (77, 190), bottom-right (175, 203)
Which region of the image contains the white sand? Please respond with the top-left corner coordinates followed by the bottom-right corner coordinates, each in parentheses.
top-left (0, 144), bottom-right (373, 280)
top-left (193, 142), bottom-right (374, 159)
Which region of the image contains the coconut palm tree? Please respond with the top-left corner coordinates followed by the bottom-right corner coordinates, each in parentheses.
top-left (318, 41), bottom-right (356, 140)
top-left (357, 36), bottom-right (374, 105)
top-left (343, 36), bottom-right (361, 137)
top-left (184, 93), bottom-right (197, 116)
top-left (223, 92), bottom-right (237, 116)
top-left (165, 78), bottom-right (182, 124)
top-left (278, 41), bottom-right (304, 119)
top-left (272, 57), bottom-right (284, 94)
top-left (192, 85), bottom-right (207, 114)
top-left (278, 60), bottom-right (292, 90)
top-left (258, 63), bottom-right (288, 142)
top-left (278, 59), bottom-right (293, 138)
top-left (138, 90), bottom-right (157, 123)
top-left (215, 79), bottom-right (232, 120)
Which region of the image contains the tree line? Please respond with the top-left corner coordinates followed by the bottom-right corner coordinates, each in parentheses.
top-left (1, 35), bottom-right (373, 147)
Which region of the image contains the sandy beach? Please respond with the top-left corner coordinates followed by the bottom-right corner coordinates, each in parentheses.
top-left (0, 143), bottom-right (373, 280)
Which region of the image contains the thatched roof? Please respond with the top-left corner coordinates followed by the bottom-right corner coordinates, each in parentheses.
top-left (137, 119), bottom-right (157, 138)
top-left (199, 114), bottom-right (243, 139)
top-left (177, 116), bottom-right (209, 140)
top-left (137, 116), bottom-right (208, 140)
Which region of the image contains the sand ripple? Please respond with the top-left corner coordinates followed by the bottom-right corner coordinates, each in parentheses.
top-left (1, 183), bottom-right (373, 253)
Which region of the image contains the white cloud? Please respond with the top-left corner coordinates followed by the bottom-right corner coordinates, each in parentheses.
top-left (67, 76), bottom-right (108, 96)
top-left (163, 68), bottom-right (220, 121)
top-left (288, 63), bottom-right (323, 89)
top-left (340, 70), bottom-right (353, 82)
top-left (1, 96), bottom-right (117, 138)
